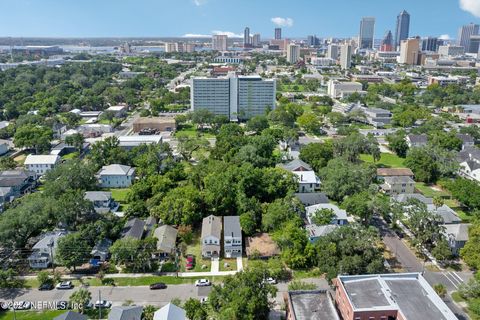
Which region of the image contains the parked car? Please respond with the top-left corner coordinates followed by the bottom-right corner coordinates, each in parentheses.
top-left (195, 279), bottom-right (211, 287)
top-left (89, 300), bottom-right (112, 309)
top-left (149, 282), bottom-right (167, 290)
top-left (186, 254), bottom-right (195, 270)
top-left (39, 282), bottom-right (54, 291)
top-left (264, 277), bottom-right (277, 284)
top-left (56, 281), bottom-right (73, 290)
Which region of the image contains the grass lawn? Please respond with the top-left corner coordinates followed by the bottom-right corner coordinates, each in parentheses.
top-left (360, 153), bottom-right (405, 168)
top-left (0, 310), bottom-right (64, 320)
top-left (175, 124), bottom-right (215, 139)
top-left (108, 188), bottom-right (130, 203)
top-left (414, 183), bottom-right (450, 198)
top-left (183, 233), bottom-right (211, 272)
top-left (280, 84), bottom-right (306, 92)
top-left (219, 258), bottom-right (237, 272)
top-left (14, 154), bottom-right (26, 165)
top-left (61, 152), bottom-right (79, 160)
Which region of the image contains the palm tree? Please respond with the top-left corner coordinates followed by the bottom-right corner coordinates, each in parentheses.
top-left (69, 288), bottom-right (91, 314)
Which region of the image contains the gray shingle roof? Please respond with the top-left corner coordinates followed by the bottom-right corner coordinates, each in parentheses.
top-left (224, 216), bottom-right (241, 239)
top-left (278, 159), bottom-right (313, 172)
top-left (153, 303), bottom-right (186, 320)
top-left (122, 218), bottom-right (145, 239)
top-left (54, 311), bottom-right (88, 320)
top-left (407, 134), bottom-right (428, 144)
top-left (295, 192), bottom-right (329, 206)
top-left (154, 225), bottom-right (178, 253)
top-left (443, 223), bottom-right (470, 242)
top-left (201, 215), bottom-right (222, 240)
top-left (84, 191), bottom-right (112, 202)
top-left (108, 306), bottom-right (143, 320)
top-left (99, 164), bottom-right (135, 176)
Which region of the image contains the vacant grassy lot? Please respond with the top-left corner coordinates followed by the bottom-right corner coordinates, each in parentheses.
top-left (175, 124), bottom-right (215, 138)
top-left (280, 84), bottom-right (306, 92)
top-left (183, 234), bottom-right (211, 272)
top-left (360, 153), bottom-right (406, 168)
top-left (414, 183), bottom-right (450, 198)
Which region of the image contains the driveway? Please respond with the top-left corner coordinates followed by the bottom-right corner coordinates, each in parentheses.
top-left (210, 257), bottom-right (219, 273)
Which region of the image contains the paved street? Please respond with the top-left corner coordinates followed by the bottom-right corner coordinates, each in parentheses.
top-left (0, 278), bottom-right (328, 311)
top-left (373, 216), bottom-right (470, 320)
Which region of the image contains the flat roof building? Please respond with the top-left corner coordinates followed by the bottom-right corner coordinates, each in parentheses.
top-left (334, 273), bottom-right (458, 320)
top-left (191, 74), bottom-right (276, 121)
top-left (284, 290), bottom-right (340, 320)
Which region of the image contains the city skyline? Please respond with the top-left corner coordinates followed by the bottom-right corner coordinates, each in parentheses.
top-left (0, 0), bottom-right (479, 39)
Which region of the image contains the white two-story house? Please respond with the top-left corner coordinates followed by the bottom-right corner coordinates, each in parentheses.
top-left (223, 216), bottom-right (242, 258)
top-left (278, 159), bottom-right (321, 193)
top-left (97, 164), bottom-right (135, 188)
top-left (24, 154), bottom-right (60, 175)
top-left (201, 215), bottom-right (222, 258)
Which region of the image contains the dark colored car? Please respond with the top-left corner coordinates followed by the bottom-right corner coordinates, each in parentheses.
top-left (149, 282), bottom-right (167, 290)
top-left (39, 282), bottom-right (54, 291)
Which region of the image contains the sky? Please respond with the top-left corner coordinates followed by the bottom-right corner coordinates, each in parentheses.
top-left (0, 0), bottom-right (480, 39)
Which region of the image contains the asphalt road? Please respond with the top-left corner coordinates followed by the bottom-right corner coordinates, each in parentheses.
top-left (373, 216), bottom-right (470, 320)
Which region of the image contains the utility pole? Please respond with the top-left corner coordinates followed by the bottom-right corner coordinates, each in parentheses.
top-left (12, 300), bottom-right (16, 320)
top-left (48, 240), bottom-right (55, 273)
top-left (98, 290), bottom-right (101, 320)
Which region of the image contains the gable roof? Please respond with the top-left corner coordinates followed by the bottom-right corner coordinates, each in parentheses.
top-left (54, 311), bottom-right (88, 320)
top-left (406, 134), bottom-right (428, 144)
top-left (458, 147), bottom-right (480, 163)
top-left (224, 216), bottom-right (242, 239)
top-left (153, 303), bottom-right (186, 320)
top-left (99, 164), bottom-right (135, 176)
top-left (432, 205), bottom-right (462, 224)
top-left (278, 159), bottom-right (313, 172)
top-left (443, 223), bottom-right (470, 242)
top-left (377, 168), bottom-right (414, 177)
top-left (24, 154), bottom-right (60, 165)
top-left (84, 191), bottom-right (112, 202)
top-left (457, 134), bottom-right (475, 144)
top-left (122, 218), bottom-right (145, 239)
top-left (108, 306), bottom-right (143, 320)
top-left (154, 225), bottom-right (178, 252)
top-left (201, 215), bottom-right (222, 240)
top-left (294, 192), bottom-right (329, 206)
top-left (305, 203), bottom-right (348, 223)
top-left (394, 193), bottom-right (433, 205)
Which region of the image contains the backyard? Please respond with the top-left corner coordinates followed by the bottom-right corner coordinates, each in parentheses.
top-left (360, 153), bottom-right (406, 168)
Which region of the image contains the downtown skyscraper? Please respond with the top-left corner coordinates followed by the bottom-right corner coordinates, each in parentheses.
top-left (458, 23), bottom-right (479, 51)
top-left (395, 10), bottom-right (410, 50)
top-left (359, 17), bottom-right (375, 49)
top-left (244, 27), bottom-right (251, 47)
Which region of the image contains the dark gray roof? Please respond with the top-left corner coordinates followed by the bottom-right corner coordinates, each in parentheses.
top-left (457, 134), bottom-right (475, 143)
top-left (108, 306), bottom-right (143, 320)
top-left (434, 205), bottom-right (462, 224)
top-left (458, 147), bottom-right (480, 162)
top-left (407, 134), bottom-right (428, 144)
top-left (294, 192), bottom-right (329, 206)
top-left (122, 218), bottom-right (145, 239)
top-left (54, 311), bottom-right (88, 320)
top-left (91, 239), bottom-right (112, 254)
top-left (224, 216), bottom-right (241, 238)
top-left (278, 159), bottom-right (313, 172)
top-left (288, 290), bottom-right (340, 320)
top-left (394, 193), bottom-right (433, 205)
top-left (344, 278), bottom-right (390, 309)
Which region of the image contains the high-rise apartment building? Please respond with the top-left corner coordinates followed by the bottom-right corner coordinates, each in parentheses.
top-left (381, 30), bottom-right (394, 51)
top-left (164, 42), bottom-right (178, 53)
top-left (469, 35), bottom-right (480, 54)
top-left (327, 44), bottom-right (339, 60)
top-left (340, 43), bottom-right (352, 69)
top-left (359, 17), bottom-right (376, 49)
top-left (244, 27), bottom-right (251, 47)
top-left (307, 35), bottom-right (320, 46)
top-left (286, 44), bottom-right (300, 64)
top-left (212, 34), bottom-right (228, 51)
top-left (438, 45), bottom-right (465, 57)
top-left (191, 74), bottom-right (276, 121)
top-left (275, 28), bottom-right (282, 40)
top-left (399, 38), bottom-right (420, 65)
top-left (252, 34), bottom-right (261, 47)
top-left (421, 37), bottom-right (439, 52)
top-left (458, 23), bottom-right (479, 50)
top-left (395, 10), bottom-right (410, 49)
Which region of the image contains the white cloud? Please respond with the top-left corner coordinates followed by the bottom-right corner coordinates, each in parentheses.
top-left (193, 0), bottom-right (208, 6)
top-left (182, 30), bottom-right (243, 38)
top-left (271, 17), bottom-right (294, 28)
top-left (212, 30), bottom-right (243, 38)
top-left (183, 33), bottom-right (211, 38)
top-left (460, 0), bottom-right (480, 17)
top-left (439, 34), bottom-right (451, 40)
